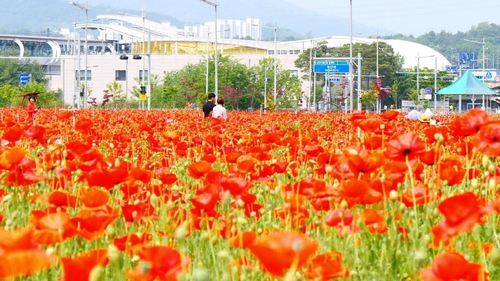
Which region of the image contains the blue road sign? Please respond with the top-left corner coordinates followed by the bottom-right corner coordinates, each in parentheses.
top-left (19, 73), bottom-right (29, 85)
top-left (485, 71), bottom-right (492, 79)
top-left (314, 61), bottom-right (350, 73)
top-left (425, 87), bottom-right (433, 94)
top-left (328, 77), bottom-right (342, 83)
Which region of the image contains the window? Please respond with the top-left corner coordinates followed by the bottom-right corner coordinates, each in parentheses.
top-left (116, 70), bottom-right (126, 81)
top-left (139, 70), bottom-right (149, 80)
top-left (75, 70), bottom-right (92, 81)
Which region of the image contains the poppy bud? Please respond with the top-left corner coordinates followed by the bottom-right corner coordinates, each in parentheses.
top-left (192, 268), bottom-right (210, 281)
top-left (471, 178), bottom-right (479, 189)
top-left (380, 124), bottom-right (385, 130)
top-left (389, 190), bottom-right (398, 200)
top-left (482, 155), bottom-right (490, 167)
top-left (107, 244), bottom-right (120, 262)
top-left (489, 178), bottom-right (496, 190)
top-left (175, 222), bottom-right (188, 239)
top-left (89, 265), bottom-right (104, 281)
top-left (217, 250), bottom-right (230, 259)
top-left (489, 164), bottom-right (495, 175)
top-left (414, 249), bottom-right (427, 264)
top-left (434, 133), bottom-right (444, 144)
top-left (150, 193), bottom-right (158, 207)
top-left (340, 200), bottom-right (348, 209)
top-left (489, 248), bottom-right (500, 266)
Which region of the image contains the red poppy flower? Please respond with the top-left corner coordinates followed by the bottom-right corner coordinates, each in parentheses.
top-left (74, 118), bottom-right (93, 133)
top-left (246, 231), bottom-right (319, 277)
top-left (61, 249), bottom-right (109, 281)
top-left (48, 191), bottom-right (78, 208)
top-left (25, 126), bottom-right (45, 142)
top-left (381, 110), bottom-right (399, 120)
top-left (420, 252), bottom-right (488, 281)
top-left (358, 117), bottom-right (383, 134)
top-left (431, 192), bottom-right (483, 245)
top-left (472, 121), bottom-right (500, 157)
top-left (459, 107), bottom-right (494, 137)
top-left (124, 246), bottom-right (190, 281)
top-left (2, 126), bottom-right (24, 142)
top-left (385, 132), bottom-right (425, 161)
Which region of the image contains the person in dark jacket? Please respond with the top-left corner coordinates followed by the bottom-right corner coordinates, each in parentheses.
top-left (202, 93), bottom-right (216, 118)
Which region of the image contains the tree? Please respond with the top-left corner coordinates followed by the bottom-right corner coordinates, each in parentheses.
top-left (0, 59), bottom-right (47, 86)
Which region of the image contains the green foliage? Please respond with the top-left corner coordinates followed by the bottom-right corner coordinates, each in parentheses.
top-left (360, 90), bottom-right (378, 110)
top-left (384, 22), bottom-right (500, 67)
top-left (0, 59), bottom-right (47, 86)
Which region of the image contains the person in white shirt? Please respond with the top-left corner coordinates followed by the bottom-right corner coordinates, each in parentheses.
top-left (212, 97), bottom-right (228, 120)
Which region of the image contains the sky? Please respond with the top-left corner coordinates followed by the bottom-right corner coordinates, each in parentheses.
top-left (286, 0), bottom-right (500, 36)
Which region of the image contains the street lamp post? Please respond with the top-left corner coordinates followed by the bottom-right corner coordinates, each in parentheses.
top-left (349, 0), bottom-right (353, 112)
top-left (416, 53), bottom-right (435, 105)
top-left (258, 24), bottom-right (278, 106)
top-left (206, 28), bottom-right (229, 96)
top-left (200, 0), bottom-right (219, 101)
top-left (464, 37), bottom-right (486, 108)
top-left (70, 1), bottom-right (88, 109)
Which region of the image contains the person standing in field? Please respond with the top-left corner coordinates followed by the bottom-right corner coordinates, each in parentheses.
top-left (202, 93), bottom-right (216, 118)
top-left (212, 97), bottom-right (228, 120)
top-left (26, 97), bottom-right (38, 124)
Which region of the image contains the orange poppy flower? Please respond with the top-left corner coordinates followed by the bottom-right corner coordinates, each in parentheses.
top-left (338, 179), bottom-right (382, 207)
top-left (302, 252), bottom-right (350, 280)
top-left (236, 155), bottom-right (258, 174)
top-left (362, 208), bottom-right (388, 234)
top-left (187, 160), bottom-right (212, 179)
top-left (0, 227), bottom-right (55, 279)
top-left (385, 132), bottom-right (425, 161)
top-left (420, 252), bottom-right (488, 281)
top-left (31, 211), bottom-right (77, 245)
top-left (246, 231), bottom-right (319, 277)
top-left (229, 231), bottom-right (257, 248)
top-left (358, 117), bottom-right (383, 135)
top-left (79, 188), bottom-right (110, 208)
top-left (57, 110), bottom-right (73, 119)
top-left (129, 167), bottom-right (152, 183)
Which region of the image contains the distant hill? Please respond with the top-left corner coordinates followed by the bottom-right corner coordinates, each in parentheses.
top-left (0, 0), bottom-right (381, 39)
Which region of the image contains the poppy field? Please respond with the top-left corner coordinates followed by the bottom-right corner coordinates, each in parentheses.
top-left (1, 107), bottom-right (500, 280)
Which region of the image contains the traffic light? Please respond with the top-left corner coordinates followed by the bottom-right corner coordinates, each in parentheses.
top-left (140, 86), bottom-right (146, 94)
top-left (396, 72), bottom-right (408, 77)
top-left (133, 55), bottom-right (142, 60)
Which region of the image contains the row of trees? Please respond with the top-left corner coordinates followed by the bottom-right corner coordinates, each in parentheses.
top-left (0, 44), bottom-right (454, 111)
